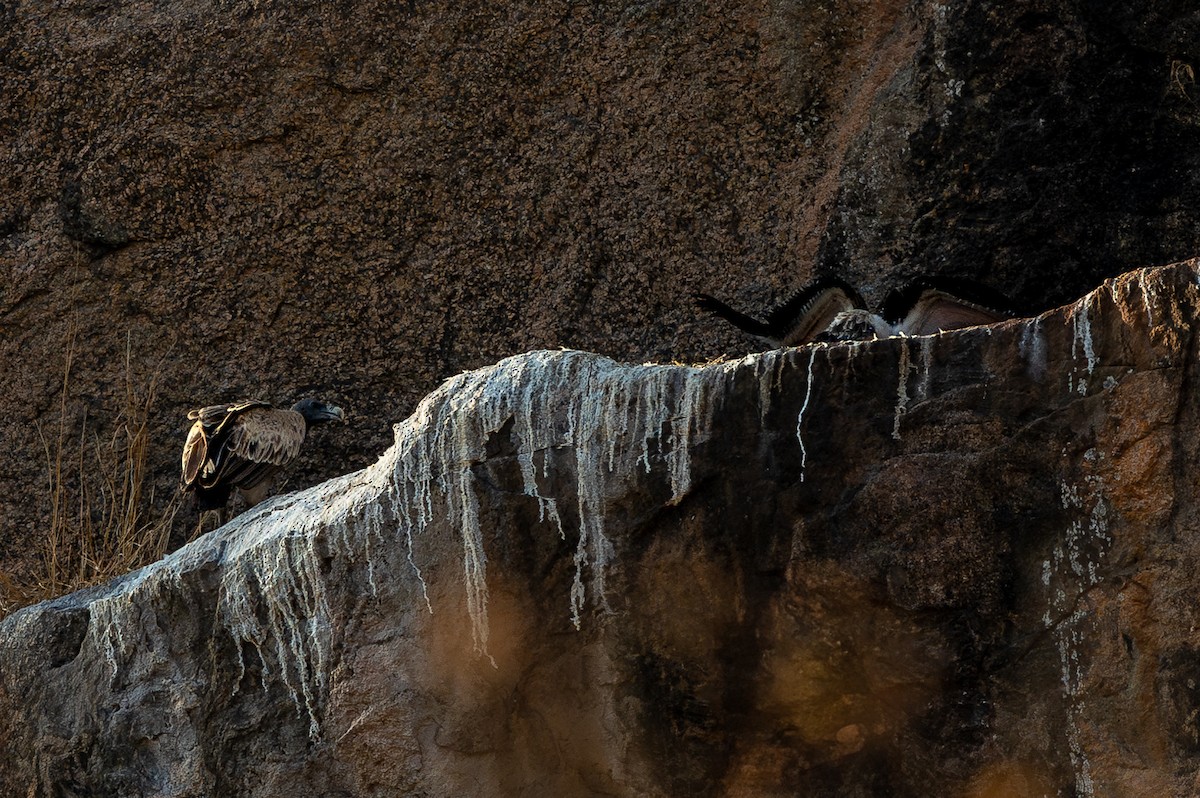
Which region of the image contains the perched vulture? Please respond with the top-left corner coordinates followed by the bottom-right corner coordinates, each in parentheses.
top-left (695, 278), bottom-right (868, 347)
top-left (697, 276), bottom-right (1013, 346)
top-left (880, 277), bottom-right (1015, 336)
top-left (180, 398), bottom-right (346, 512)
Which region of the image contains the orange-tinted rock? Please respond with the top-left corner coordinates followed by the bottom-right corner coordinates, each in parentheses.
top-left (3, 0), bottom-right (1200, 574)
top-left (1, 261), bottom-right (1198, 795)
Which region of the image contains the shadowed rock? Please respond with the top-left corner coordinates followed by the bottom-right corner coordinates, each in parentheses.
top-left (2, 261), bottom-right (1199, 797)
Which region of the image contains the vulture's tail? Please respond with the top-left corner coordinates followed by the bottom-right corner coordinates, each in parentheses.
top-left (693, 294), bottom-right (773, 338)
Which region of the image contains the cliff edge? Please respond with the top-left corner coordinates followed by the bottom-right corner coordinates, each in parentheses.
top-left (2, 261), bottom-right (1199, 796)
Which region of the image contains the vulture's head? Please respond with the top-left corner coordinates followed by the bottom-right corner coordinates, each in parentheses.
top-left (817, 309), bottom-right (894, 342)
top-left (291, 398), bottom-right (346, 426)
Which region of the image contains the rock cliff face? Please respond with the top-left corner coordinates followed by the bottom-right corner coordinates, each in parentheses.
top-left (4, 0), bottom-right (1200, 793)
top-left (2, 261), bottom-right (1197, 796)
top-left (2, 0), bottom-right (1200, 566)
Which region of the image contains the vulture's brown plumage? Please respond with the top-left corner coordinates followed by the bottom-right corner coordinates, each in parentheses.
top-left (697, 276), bottom-right (1014, 346)
top-left (180, 398), bottom-right (345, 511)
top-left (879, 277), bottom-right (1015, 336)
top-left (695, 278), bottom-right (868, 347)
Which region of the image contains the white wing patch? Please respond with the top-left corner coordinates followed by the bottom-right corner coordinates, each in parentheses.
top-left (180, 422), bottom-right (209, 486)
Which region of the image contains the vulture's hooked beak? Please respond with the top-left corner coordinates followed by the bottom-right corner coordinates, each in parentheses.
top-left (321, 404), bottom-right (347, 423)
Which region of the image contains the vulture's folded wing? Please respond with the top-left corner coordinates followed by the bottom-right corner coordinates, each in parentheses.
top-left (898, 291), bottom-right (1011, 335)
top-left (696, 277), bottom-right (867, 347)
top-left (180, 423), bottom-right (209, 489)
top-left (225, 408), bottom-right (307, 466)
top-left (768, 279), bottom-right (866, 346)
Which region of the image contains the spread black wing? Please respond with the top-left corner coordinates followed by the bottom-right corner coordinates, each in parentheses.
top-left (696, 277), bottom-right (866, 347)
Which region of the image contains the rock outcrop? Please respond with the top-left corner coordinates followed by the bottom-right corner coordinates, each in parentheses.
top-left (2, 261), bottom-right (1198, 796)
top-left (3, 0), bottom-right (1200, 565)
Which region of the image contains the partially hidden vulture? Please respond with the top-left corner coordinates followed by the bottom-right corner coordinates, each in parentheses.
top-left (696, 276), bottom-right (1014, 347)
top-left (180, 398), bottom-right (346, 512)
top-left (696, 277), bottom-right (869, 348)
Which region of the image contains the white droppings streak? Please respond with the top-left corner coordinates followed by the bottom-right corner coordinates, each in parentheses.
top-left (917, 336), bottom-right (934, 402)
top-left (755, 349), bottom-right (788, 423)
top-left (667, 372), bottom-right (709, 503)
top-left (1045, 450), bottom-right (1110, 798)
top-left (892, 340), bottom-right (911, 441)
top-left (795, 347), bottom-right (818, 482)
top-left (360, 501), bottom-right (384, 596)
top-left (82, 349), bottom-right (739, 737)
top-left (1136, 270), bottom-right (1156, 327)
top-left (1019, 317), bottom-right (1047, 383)
top-left (403, 352), bottom-right (725, 634)
top-left (1069, 295), bottom-right (1097, 395)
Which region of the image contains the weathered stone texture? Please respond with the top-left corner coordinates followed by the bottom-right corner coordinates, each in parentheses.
top-left (1, 262), bottom-right (1198, 796)
top-left (3, 0), bottom-right (1200, 794)
top-left (2, 0), bottom-right (1199, 562)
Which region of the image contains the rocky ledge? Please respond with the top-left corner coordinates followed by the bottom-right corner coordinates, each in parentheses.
top-left (2, 261), bottom-right (1199, 797)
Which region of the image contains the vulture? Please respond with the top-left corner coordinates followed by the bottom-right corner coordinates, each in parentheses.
top-left (696, 276), bottom-right (1013, 347)
top-left (879, 277), bottom-right (1015, 336)
top-left (696, 277), bottom-right (868, 348)
top-left (180, 398), bottom-right (346, 512)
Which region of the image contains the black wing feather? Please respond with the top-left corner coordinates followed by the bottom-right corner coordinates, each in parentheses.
top-left (693, 294), bottom-right (773, 338)
top-left (762, 277), bottom-right (866, 330)
top-left (696, 277), bottom-right (867, 347)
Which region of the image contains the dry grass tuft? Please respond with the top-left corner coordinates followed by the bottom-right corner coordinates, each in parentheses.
top-left (0, 326), bottom-right (181, 617)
